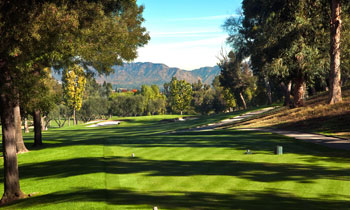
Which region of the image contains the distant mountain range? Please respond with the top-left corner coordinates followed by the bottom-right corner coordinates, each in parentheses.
top-left (53, 62), bottom-right (221, 89)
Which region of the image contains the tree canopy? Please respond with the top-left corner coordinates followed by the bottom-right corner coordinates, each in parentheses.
top-left (223, 0), bottom-right (348, 107)
top-left (168, 77), bottom-right (193, 115)
top-left (0, 0), bottom-right (149, 204)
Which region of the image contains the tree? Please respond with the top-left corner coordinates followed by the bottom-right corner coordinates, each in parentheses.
top-left (101, 81), bottom-right (113, 98)
top-left (224, 0), bottom-right (329, 107)
top-left (0, 68), bottom-right (25, 202)
top-left (133, 95), bottom-right (147, 116)
top-left (0, 2), bottom-right (80, 202)
top-left (20, 68), bottom-right (60, 146)
top-left (191, 80), bottom-right (215, 114)
top-left (84, 75), bottom-right (103, 99)
top-left (62, 64), bottom-right (86, 125)
top-left (168, 78), bottom-right (193, 115)
top-left (109, 94), bottom-right (146, 117)
top-left (212, 76), bottom-right (237, 113)
top-left (141, 84), bottom-right (164, 115)
top-left (340, 4), bottom-right (350, 86)
top-left (78, 97), bottom-right (109, 122)
top-left (0, 0), bottom-right (149, 204)
top-left (218, 51), bottom-right (256, 109)
top-left (49, 104), bottom-right (69, 128)
top-left (328, 0), bottom-right (342, 104)
top-left (151, 84), bottom-right (160, 97)
top-left (147, 96), bottom-right (166, 115)
top-left (14, 103), bottom-right (28, 153)
top-left (40, 78), bottom-right (64, 130)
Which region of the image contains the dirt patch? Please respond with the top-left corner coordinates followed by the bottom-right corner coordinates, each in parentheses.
top-left (235, 89), bottom-right (350, 139)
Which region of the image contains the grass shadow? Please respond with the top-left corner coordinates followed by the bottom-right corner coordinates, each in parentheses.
top-left (6, 188), bottom-right (350, 210)
top-left (19, 125), bottom-right (350, 165)
top-left (0, 156), bottom-right (346, 183)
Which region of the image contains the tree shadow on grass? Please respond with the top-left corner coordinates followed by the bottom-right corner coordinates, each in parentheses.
top-left (0, 156), bottom-right (347, 183)
top-left (21, 127), bottom-right (350, 165)
top-left (6, 188), bottom-right (350, 210)
top-left (270, 113), bottom-right (350, 135)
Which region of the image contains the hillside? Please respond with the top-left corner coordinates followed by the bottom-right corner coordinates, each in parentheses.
top-left (96, 62), bottom-right (220, 89)
top-left (53, 62), bottom-right (220, 89)
top-left (234, 88), bottom-right (350, 139)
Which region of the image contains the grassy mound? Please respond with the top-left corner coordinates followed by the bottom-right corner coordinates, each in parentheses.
top-left (235, 88), bottom-right (350, 139)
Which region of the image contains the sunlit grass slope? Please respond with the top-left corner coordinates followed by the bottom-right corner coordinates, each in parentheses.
top-left (236, 88), bottom-right (350, 139)
top-left (0, 109), bottom-right (349, 209)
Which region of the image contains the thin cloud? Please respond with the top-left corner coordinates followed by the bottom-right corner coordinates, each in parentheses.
top-left (135, 35), bottom-right (228, 70)
top-left (168, 14), bottom-right (239, 21)
top-left (165, 35), bottom-right (228, 48)
top-left (152, 30), bottom-right (220, 35)
top-left (143, 35), bottom-right (227, 49)
top-left (151, 30), bottom-right (223, 38)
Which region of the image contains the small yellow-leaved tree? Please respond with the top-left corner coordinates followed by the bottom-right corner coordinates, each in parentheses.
top-left (62, 64), bottom-right (86, 125)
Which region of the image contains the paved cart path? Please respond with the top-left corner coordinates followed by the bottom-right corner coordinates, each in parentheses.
top-left (174, 106), bottom-right (350, 151)
top-left (239, 128), bottom-right (350, 151)
top-left (182, 107), bottom-right (276, 132)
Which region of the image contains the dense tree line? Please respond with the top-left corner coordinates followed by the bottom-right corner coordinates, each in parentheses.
top-left (221, 0), bottom-right (350, 108)
top-left (43, 78), bottom-right (167, 123)
top-left (39, 75), bottom-right (242, 126)
top-left (58, 77), bottom-right (238, 120)
top-left (163, 77), bottom-right (239, 115)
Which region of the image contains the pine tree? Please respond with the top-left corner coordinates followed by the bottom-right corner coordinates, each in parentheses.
top-left (328, 0), bottom-right (342, 104)
top-left (224, 0), bottom-right (329, 107)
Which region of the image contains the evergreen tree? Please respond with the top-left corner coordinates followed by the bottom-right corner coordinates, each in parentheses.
top-left (218, 51), bottom-right (256, 109)
top-left (224, 0), bottom-right (329, 107)
top-left (328, 0), bottom-right (342, 104)
top-left (210, 76), bottom-right (236, 113)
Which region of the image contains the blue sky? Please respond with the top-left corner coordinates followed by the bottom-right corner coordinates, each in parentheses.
top-left (135, 0), bottom-right (243, 70)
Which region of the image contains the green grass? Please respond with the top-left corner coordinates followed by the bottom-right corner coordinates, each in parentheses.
top-left (1, 109), bottom-right (350, 209)
top-left (48, 119), bottom-right (85, 128)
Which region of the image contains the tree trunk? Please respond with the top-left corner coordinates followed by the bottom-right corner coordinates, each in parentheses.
top-left (42, 116), bottom-right (49, 130)
top-left (264, 78), bottom-right (272, 105)
top-left (68, 116), bottom-right (71, 126)
top-left (24, 117), bottom-right (30, 133)
top-left (41, 116), bottom-right (46, 131)
top-left (239, 92), bottom-right (247, 109)
top-left (14, 104), bottom-right (28, 154)
top-left (329, 0), bottom-right (342, 104)
top-left (0, 66), bottom-right (25, 204)
top-left (281, 81), bottom-right (292, 106)
top-left (58, 115), bottom-right (61, 127)
top-left (310, 87), bottom-right (316, 96)
top-left (33, 110), bottom-right (42, 146)
top-left (73, 108), bottom-right (76, 125)
top-left (61, 119), bottom-right (66, 128)
top-left (55, 116), bottom-right (66, 128)
top-left (293, 76), bottom-right (305, 107)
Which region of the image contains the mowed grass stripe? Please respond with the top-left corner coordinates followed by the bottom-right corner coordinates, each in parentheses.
top-left (105, 119), bottom-right (350, 209)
